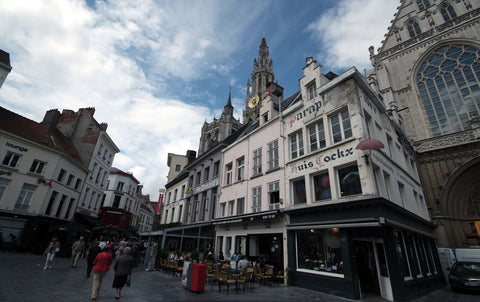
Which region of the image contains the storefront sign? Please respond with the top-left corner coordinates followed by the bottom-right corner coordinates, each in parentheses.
top-left (194, 178), bottom-right (219, 194)
top-left (289, 100), bottom-right (323, 128)
top-left (6, 142), bottom-right (28, 152)
top-left (290, 147), bottom-right (354, 173)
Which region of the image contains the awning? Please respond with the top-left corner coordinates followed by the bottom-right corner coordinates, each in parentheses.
top-left (286, 217), bottom-right (383, 230)
top-left (212, 210), bottom-right (279, 225)
top-left (75, 213), bottom-right (105, 227)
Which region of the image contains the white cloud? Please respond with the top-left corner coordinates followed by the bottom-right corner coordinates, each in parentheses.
top-left (306, 0), bottom-right (399, 71)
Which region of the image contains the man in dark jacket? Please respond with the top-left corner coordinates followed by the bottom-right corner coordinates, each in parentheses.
top-left (85, 240), bottom-right (102, 278)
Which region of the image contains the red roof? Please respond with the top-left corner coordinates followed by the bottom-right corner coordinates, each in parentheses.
top-left (0, 106), bottom-right (84, 168)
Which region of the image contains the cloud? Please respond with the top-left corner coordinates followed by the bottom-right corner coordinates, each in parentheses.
top-left (306, 0), bottom-right (399, 71)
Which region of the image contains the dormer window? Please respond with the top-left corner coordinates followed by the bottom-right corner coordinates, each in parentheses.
top-left (416, 0), bottom-right (430, 11)
top-left (262, 112), bottom-right (269, 123)
top-left (440, 3), bottom-right (457, 22)
top-left (407, 20), bottom-right (421, 38)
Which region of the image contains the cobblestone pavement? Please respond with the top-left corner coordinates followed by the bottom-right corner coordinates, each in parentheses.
top-left (0, 252), bottom-right (478, 302)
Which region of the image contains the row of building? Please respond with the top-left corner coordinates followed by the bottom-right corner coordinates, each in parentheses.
top-left (0, 66), bottom-right (156, 251)
top-left (147, 1), bottom-right (480, 301)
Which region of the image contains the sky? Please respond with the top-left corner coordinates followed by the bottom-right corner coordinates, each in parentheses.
top-left (0, 0), bottom-right (400, 201)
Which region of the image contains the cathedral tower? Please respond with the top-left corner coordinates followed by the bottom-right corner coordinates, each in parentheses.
top-left (198, 90), bottom-right (242, 156)
top-left (243, 36), bottom-right (275, 123)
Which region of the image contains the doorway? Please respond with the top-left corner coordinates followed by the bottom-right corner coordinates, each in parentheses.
top-left (354, 240), bottom-right (393, 301)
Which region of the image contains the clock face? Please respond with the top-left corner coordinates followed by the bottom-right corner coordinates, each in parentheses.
top-left (248, 95), bottom-right (259, 108)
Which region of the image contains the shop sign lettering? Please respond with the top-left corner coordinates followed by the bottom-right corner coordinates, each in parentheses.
top-left (6, 142), bottom-right (28, 152)
top-left (289, 100), bottom-right (322, 128)
top-left (290, 147), bottom-right (354, 173)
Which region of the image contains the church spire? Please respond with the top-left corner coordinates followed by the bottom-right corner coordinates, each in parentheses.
top-left (243, 35), bottom-right (275, 123)
top-left (222, 87), bottom-right (234, 116)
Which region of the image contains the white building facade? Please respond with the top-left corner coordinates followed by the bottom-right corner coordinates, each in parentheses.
top-left (284, 58), bottom-right (441, 301)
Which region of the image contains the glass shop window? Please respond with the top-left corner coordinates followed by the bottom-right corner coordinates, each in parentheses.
top-left (296, 228), bottom-right (344, 276)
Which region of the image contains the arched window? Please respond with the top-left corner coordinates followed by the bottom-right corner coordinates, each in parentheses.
top-left (417, 0), bottom-right (431, 11)
top-left (440, 3), bottom-right (457, 22)
top-left (407, 20), bottom-right (422, 38)
top-left (416, 44), bottom-right (480, 136)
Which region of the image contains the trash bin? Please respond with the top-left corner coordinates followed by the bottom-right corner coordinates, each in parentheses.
top-left (186, 263), bottom-right (206, 292)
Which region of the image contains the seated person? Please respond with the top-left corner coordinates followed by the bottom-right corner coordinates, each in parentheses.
top-left (237, 255), bottom-right (250, 269)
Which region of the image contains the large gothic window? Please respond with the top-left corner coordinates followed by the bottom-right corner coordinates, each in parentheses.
top-left (440, 3), bottom-right (457, 22)
top-left (417, 44), bottom-right (480, 136)
top-left (407, 20), bottom-right (421, 38)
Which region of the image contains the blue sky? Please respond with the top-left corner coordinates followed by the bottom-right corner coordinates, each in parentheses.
top-left (0, 0), bottom-right (400, 200)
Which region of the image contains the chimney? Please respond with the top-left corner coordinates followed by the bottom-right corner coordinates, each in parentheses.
top-left (266, 81), bottom-right (284, 102)
top-left (100, 122), bottom-right (108, 131)
top-left (41, 109), bottom-right (61, 136)
top-left (186, 150), bottom-right (197, 163)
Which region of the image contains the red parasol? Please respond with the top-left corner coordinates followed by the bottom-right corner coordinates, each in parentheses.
top-left (355, 139), bottom-right (385, 150)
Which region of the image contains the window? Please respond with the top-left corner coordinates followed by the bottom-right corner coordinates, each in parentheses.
top-left (173, 189), bottom-right (178, 202)
top-left (416, 0), bottom-right (430, 11)
top-left (171, 207), bottom-right (175, 223)
top-left (55, 194), bottom-right (67, 218)
top-left (398, 182), bottom-right (406, 206)
top-left (252, 186), bottom-right (262, 212)
top-left (29, 160), bottom-right (46, 174)
top-left (309, 119), bottom-right (326, 151)
top-left (196, 171), bottom-right (201, 185)
top-left (441, 3), bottom-right (456, 22)
top-left (225, 163), bottom-right (233, 185)
top-left (296, 228), bottom-right (344, 275)
top-left (2, 152), bottom-right (20, 168)
top-left (75, 178), bottom-right (82, 190)
top-left (57, 169), bottom-right (66, 182)
top-left (117, 181), bottom-right (124, 191)
top-left (237, 198), bottom-right (245, 215)
top-left (407, 20), bottom-right (421, 38)
top-left (253, 148), bottom-right (262, 176)
top-left (67, 174), bottom-right (75, 186)
top-left (65, 198), bottom-right (75, 219)
top-left (338, 164), bottom-right (362, 197)
top-left (220, 202), bottom-right (226, 217)
top-left (236, 157), bottom-right (244, 181)
top-left (290, 131), bottom-right (304, 159)
top-left (14, 183), bottom-right (36, 212)
top-left (178, 205), bottom-right (183, 222)
top-left (268, 140), bottom-right (279, 170)
top-left (0, 178), bottom-right (9, 203)
top-left (228, 200), bottom-right (234, 216)
top-left (262, 112), bottom-right (269, 123)
top-left (175, 164), bottom-right (181, 171)
top-left (204, 167), bottom-right (210, 182)
top-left (313, 172), bottom-right (331, 201)
top-left (181, 185), bottom-right (186, 198)
top-left (45, 191), bottom-right (58, 216)
top-left (292, 178), bottom-right (306, 204)
top-left (417, 44), bottom-right (480, 137)
top-left (268, 181), bottom-right (280, 210)
top-left (113, 195), bottom-right (121, 207)
top-left (394, 230), bottom-right (413, 280)
top-left (331, 108), bottom-right (352, 143)
top-left (307, 81), bottom-right (317, 100)
top-left (213, 161), bottom-right (220, 176)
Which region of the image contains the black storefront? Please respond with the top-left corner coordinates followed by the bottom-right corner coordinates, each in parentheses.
top-left (286, 198), bottom-right (445, 302)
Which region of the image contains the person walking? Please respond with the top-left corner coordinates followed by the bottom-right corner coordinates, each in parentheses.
top-left (91, 245), bottom-right (113, 300)
top-left (112, 246), bottom-right (134, 299)
top-left (43, 237), bottom-right (61, 270)
top-left (85, 240), bottom-right (102, 278)
top-left (71, 236), bottom-right (85, 268)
